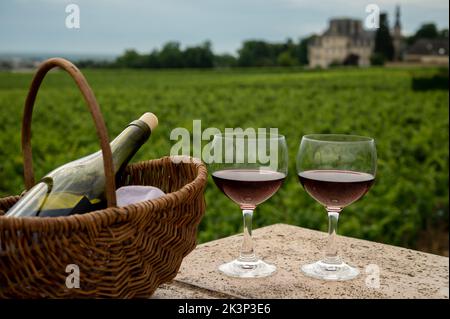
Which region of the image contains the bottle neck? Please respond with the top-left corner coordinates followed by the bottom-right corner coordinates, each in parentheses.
top-left (109, 119), bottom-right (151, 174)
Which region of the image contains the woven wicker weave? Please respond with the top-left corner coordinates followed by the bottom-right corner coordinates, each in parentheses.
top-left (0, 58), bottom-right (207, 298)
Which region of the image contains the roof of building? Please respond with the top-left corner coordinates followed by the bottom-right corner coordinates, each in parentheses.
top-left (310, 18), bottom-right (374, 47)
top-left (406, 38), bottom-right (449, 56)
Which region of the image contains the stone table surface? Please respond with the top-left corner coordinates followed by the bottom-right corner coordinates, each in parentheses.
top-left (153, 224), bottom-right (449, 299)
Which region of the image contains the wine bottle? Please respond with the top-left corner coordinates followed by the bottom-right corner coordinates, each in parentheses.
top-left (6, 113), bottom-right (158, 217)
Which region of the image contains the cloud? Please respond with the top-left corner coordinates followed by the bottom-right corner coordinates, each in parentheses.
top-left (0, 0), bottom-right (448, 54)
top-left (283, 0), bottom-right (448, 10)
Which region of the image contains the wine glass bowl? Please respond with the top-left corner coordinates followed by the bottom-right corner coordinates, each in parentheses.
top-left (297, 134), bottom-right (377, 281)
top-left (209, 132), bottom-right (288, 278)
top-left (212, 169), bottom-right (286, 210)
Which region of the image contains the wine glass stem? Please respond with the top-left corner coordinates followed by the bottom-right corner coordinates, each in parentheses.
top-left (324, 210), bottom-right (341, 264)
top-left (239, 209), bottom-right (257, 262)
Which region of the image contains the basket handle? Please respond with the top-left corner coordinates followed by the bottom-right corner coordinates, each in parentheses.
top-left (21, 57), bottom-right (117, 207)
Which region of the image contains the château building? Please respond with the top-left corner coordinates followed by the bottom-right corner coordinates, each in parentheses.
top-left (404, 39), bottom-right (449, 64)
top-left (308, 7), bottom-right (403, 67)
top-left (308, 18), bottom-right (374, 68)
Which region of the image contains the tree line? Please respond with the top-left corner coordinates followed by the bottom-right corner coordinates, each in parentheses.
top-left (77, 22), bottom-right (448, 69)
top-left (77, 37), bottom-right (312, 69)
top-left (372, 15), bottom-right (448, 65)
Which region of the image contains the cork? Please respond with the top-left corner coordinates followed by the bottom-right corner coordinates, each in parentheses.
top-left (139, 112), bottom-right (158, 131)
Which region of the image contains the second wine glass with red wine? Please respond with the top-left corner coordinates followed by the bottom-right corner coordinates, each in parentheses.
top-left (297, 134), bottom-right (377, 281)
top-left (209, 132), bottom-right (288, 278)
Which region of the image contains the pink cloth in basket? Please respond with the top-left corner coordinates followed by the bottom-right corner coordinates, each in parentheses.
top-left (116, 185), bottom-right (165, 207)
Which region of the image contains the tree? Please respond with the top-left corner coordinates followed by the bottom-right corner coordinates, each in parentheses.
top-left (238, 41), bottom-right (275, 67)
top-left (115, 49), bottom-right (148, 68)
top-left (214, 54), bottom-right (237, 68)
top-left (370, 53), bottom-right (385, 66)
top-left (282, 38), bottom-right (296, 56)
top-left (295, 35), bottom-right (315, 65)
top-left (407, 23), bottom-right (444, 45)
top-left (277, 51), bottom-right (297, 67)
top-left (237, 39), bottom-right (300, 67)
top-left (147, 49), bottom-right (161, 68)
top-left (114, 41), bottom-right (216, 69)
top-left (158, 42), bottom-right (184, 68)
top-left (414, 23), bottom-right (439, 39)
top-left (373, 13), bottom-right (395, 62)
top-left (183, 41), bottom-right (214, 68)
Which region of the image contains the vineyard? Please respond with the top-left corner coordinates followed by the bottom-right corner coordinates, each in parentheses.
top-left (0, 66), bottom-right (448, 255)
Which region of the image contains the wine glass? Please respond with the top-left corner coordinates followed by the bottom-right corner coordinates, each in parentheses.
top-left (208, 132), bottom-right (288, 278)
top-left (296, 134), bottom-right (377, 281)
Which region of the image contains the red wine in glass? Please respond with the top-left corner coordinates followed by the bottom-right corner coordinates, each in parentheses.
top-left (298, 170), bottom-right (374, 210)
top-left (213, 169), bottom-right (286, 209)
top-left (210, 132), bottom-right (288, 278)
top-left (297, 134), bottom-right (377, 281)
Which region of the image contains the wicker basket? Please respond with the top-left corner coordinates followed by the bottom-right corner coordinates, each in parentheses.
top-left (0, 58), bottom-right (207, 298)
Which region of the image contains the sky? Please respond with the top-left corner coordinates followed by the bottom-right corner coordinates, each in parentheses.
top-left (0, 0), bottom-right (448, 56)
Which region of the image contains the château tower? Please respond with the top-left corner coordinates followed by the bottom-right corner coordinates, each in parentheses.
top-left (392, 5), bottom-right (403, 61)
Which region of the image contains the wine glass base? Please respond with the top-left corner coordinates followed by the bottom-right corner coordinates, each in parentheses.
top-left (301, 260), bottom-right (359, 281)
top-left (219, 259), bottom-right (276, 278)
